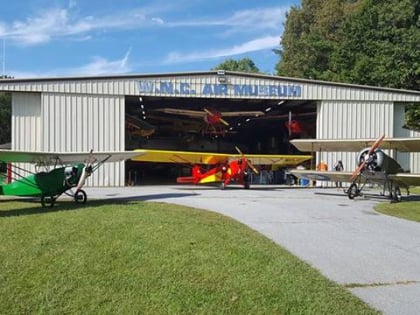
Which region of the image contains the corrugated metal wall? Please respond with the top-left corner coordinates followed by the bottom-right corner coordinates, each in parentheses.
top-left (1, 74), bottom-right (420, 102)
top-left (40, 93), bottom-right (125, 186)
top-left (316, 100), bottom-right (395, 184)
top-left (12, 92), bottom-right (41, 150)
top-left (11, 92), bottom-right (41, 177)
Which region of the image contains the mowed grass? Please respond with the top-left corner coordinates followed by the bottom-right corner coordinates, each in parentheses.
top-left (0, 200), bottom-right (378, 314)
top-left (375, 187), bottom-right (420, 222)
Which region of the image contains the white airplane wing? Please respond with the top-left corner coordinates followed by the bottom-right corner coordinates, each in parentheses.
top-left (0, 150), bottom-right (145, 165)
top-left (388, 173), bottom-right (420, 187)
top-left (291, 137), bottom-right (420, 152)
top-left (290, 169), bottom-right (354, 182)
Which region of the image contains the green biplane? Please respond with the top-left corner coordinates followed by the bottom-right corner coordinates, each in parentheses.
top-left (0, 150), bottom-right (143, 207)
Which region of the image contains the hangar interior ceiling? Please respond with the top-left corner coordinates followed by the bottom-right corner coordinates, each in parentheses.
top-left (125, 95), bottom-right (316, 184)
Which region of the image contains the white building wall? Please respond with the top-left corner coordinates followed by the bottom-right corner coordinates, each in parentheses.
top-left (11, 92), bottom-right (41, 177)
top-left (316, 100), bottom-right (394, 180)
top-left (41, 93), bottom-right (125, 186)
top-left (410, 129), bottom-right (420, 173)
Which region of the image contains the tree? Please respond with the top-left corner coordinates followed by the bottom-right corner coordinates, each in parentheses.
top-left (275, 0), bottom-right (360, 80)
top-left (212, 58), bottom-right (261, 73)
top-left (0, 92), bottom-right (11, 144)
top-left (276, 0), bottom-right (420, 130)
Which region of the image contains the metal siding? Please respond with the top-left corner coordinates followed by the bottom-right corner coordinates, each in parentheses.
top-left (40, 93), bottom-right (125, 186)
top-left (12, 93), bottom-right (41, 151)
top-left (11, 92), bottom-right (41, 177)
top-left (316, 101), bottom-right (394, 186)
top-left (410, 130), bottom-right (420, 173)
top-left (2, 74), bottom-right (420, 102)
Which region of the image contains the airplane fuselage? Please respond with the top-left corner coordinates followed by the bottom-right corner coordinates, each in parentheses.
top-left (0, 163), bottom-right (85, 197)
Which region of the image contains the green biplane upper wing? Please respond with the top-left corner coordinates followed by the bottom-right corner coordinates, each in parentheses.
top-left (0, 149), bottom-right (145, 165)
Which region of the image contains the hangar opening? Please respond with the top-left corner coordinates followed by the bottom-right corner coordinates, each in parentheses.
top-left (124, 95), bottom-right (317, 184)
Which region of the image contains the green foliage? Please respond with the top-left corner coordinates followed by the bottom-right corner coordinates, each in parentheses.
top-left (276, 0), bottom-right (420, 129)
top-left (0, 92), bottom-right (11, 145)
top-left (0, 201), bottom-right (378, 314)
top-left (212, 57), bottom-right (261, 73)
top-left (405, 104), bottom-right (420, 132)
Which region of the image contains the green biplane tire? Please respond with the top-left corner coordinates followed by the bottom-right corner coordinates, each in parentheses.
top-left (74, 189), bottom-right (87, 204)
top-left (41, 194), bottom-right (55, 208)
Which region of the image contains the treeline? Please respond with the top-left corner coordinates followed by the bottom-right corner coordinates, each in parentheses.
top-left (275, 0), bottom-right (420, 130)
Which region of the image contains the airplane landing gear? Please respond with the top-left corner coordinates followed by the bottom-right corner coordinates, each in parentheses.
top-left (347, 183), bottom-right (360, 200)
top-left (393, 186), bottom-right (402, 202)
top-left (41, 194), bottom-right (56, 208)
top-left (74, 189), bottom-right (87, 204)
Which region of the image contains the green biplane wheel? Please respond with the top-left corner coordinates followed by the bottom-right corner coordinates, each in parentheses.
top-left (74, 189), bottom-right (87, 204)
top-left (41, 194), bottom-right (55, 208)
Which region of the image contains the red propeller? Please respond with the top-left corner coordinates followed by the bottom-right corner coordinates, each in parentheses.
top-left (350, 135), bottom-right (385, 180)
top-left (204, 108), bottom-right (229, 126)
top-left (235, 146), bottom-right (259, 174)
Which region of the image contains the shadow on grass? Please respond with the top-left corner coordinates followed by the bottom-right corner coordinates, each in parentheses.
top-left (0, 192), bottom-right (198, 217)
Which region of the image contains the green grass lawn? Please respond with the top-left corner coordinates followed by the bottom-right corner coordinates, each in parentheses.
top-left (375, 187), bottom-right (420, 222)
top-left (0, 200), bottom-right (379, 314)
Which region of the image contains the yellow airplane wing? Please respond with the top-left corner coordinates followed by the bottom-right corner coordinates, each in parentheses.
top-left (241, 154), bottom-right (312, 166)
top-left (133, 149), bottom-right (311, 166)
top-left (133, 149), bottom-right (230, 164)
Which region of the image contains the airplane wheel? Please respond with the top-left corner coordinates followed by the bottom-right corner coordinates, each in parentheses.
top-left (244, 181), bottom-right (250, 189)
top-left (348, 183), bottom-right (358, 200)
top-left (41, 194), bottom-right (55, 208)
top-left (220, 182), bottom-right (226, 190)
top-left (74, 189), bottom-right (87, 204)
top-left (393, 187), bottom-right (402, 202)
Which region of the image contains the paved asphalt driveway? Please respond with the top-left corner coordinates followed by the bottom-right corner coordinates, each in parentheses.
top-left (85, 185), bottom-right (420, 315)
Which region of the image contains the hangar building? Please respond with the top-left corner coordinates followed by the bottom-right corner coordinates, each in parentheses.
top-left (0, 71), bottom-right (419, 186)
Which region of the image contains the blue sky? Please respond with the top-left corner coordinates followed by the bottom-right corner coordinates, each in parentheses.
top-left (0, 0), bottom-right (300, 78)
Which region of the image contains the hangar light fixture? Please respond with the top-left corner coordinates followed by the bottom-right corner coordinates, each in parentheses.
top-left (277, 100), bottom-right (285, 105)
top-left (139, 97), bottom-right (143, 102)
top-left (217, 70), bottom-right (226, 83)
top-left (265, 107), bottom-right (272, 112)
top-left (245, 118), bottom-right (251, 122)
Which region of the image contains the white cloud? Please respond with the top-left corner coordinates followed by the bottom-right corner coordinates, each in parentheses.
top-left (9, 49), bottom-right (132, 78)
top-left (0, 7), bottom-right (166, 46)
top-left (165, 35), bottom-right (280, 64)
top-left (0, 5), bottom-right (288, 46)
top-left (65, 48), bottom-right (132, 76)
top-left (166, 6), bottom-right (288, 34)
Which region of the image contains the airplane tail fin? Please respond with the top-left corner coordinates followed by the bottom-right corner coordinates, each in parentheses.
top-left (176, 165), bottom-right (203, 184)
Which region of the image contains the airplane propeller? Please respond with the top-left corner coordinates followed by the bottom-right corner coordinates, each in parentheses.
top-left (204, 108), bottom-right (230, 126)
top-left (235, 146), bottom-right (259, 174)
top-left (350, 134), bottom-right (385, 180)
top-left (76, 150), bottom-right (96, 191)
